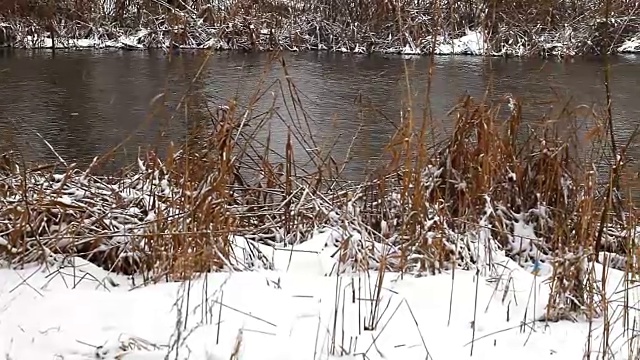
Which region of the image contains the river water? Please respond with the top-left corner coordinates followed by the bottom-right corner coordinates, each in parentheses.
top-left (1, 49), bottom-right (640, 180)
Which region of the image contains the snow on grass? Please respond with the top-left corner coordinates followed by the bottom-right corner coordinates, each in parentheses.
top-left (10, 26), bottom-right (640, 56)
top-left (435, 30), bottom-right (486, 56)
top-left (619, 34), bottom-right (640, 53)
top-left (1, 228), bottom-right (638, 360)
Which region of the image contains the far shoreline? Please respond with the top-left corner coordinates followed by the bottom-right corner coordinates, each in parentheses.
top-left (2, 39), bottom-right (640, 59)
top-left (1, 22), bottom-right (639, 58)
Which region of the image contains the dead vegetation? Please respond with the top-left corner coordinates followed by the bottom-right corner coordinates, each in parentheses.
top-left (0, 0), bottom-right (639, 55)
top-left (0, 51), bottom-right (638, 326)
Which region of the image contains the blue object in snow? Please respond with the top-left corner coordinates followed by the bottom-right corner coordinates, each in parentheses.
top-left (532, 259), bottom-right (542, 276)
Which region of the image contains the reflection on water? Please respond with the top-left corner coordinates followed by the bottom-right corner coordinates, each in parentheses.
top-left (1, 49), bottom-right (640, 179)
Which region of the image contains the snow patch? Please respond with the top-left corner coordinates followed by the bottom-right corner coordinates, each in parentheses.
top-left (619, 34), bottom-right (640, 53)
top-left (436, 30), bottom-right (486, 55)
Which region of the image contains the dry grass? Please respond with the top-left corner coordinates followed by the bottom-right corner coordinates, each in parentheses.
top-left (0, 53), bottom-right (638, 330)
top-left (0, 0), bottom-right (638, 55)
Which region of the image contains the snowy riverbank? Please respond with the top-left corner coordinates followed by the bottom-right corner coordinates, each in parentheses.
top-left (0, 147), bottom-right (638, 359)
top-left (3, 28), bottom-right (640, 56)
top-left (1, 230), bottom-right (637, 360)
top-left (2, 11), bottom-right (640, 57)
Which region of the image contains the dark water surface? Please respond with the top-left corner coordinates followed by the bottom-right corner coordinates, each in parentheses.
top-left (1, 49), bottom-right (640, 179)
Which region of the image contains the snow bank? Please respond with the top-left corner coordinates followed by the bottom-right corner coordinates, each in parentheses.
top-left (0, 230), bottom-right (637, 360)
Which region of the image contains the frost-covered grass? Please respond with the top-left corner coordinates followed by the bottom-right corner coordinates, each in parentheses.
top-left (1, 0), bottom-right (640, 56)
top-left (4, 90), bottom-right (632, 280)
top-left (2, 55), bottom-right (640, 358)
top-left (619, 34), bottom-right (640, 52)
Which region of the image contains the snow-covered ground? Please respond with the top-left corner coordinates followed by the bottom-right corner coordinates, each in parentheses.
top-left (11, 28), bottom-right (640, 55)
top-left (1, 228), bottom-right (638, 360)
